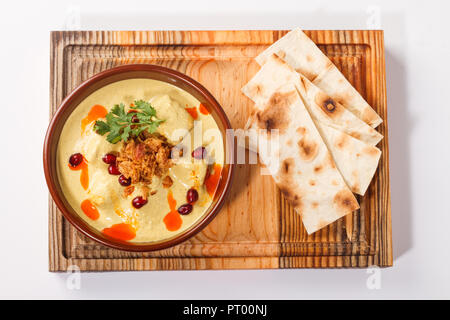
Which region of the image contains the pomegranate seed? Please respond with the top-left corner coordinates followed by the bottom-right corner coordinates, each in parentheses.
top-left (177, 203), bottom-right (193, 215)
top-left (131, 114), bottom-right (139, 123)
top-left (69, 153), bottom-right (83, 167)
top-left (108, 164), bottom-right (121, 175)
top-left (118, 175), bottom-right (131, 186)
top-left (186, 188), bottom-right (199, 204)
top-left (191, 146), bottom-right (206, 160)
top-left (132, 196), bottom-right (148, 209)
top-left (102, 153), bottom-right (116, 164)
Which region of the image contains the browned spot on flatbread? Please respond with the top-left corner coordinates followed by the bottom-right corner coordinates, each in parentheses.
top-left (314, 92), bottom-right (344, 119)
top-left (349, 131), bottom-right (361, 140)
top-left (335, 133), bottom-right (349, 149)
top-left (296, 126), bottom-right (306, 135)
top-left (249, 84), bottom-right (263, 98)
top-left (281, 158), bottom-right (294, 175)
top-left (298, 137), bottom-right (318, 162)
top-left (324, 99), bottom-right (336, 112)
top-left (279, 186), bottom-right (302, 208)
top-left (333, 189), bottom-right (359, 214)
top-left (286, 139), bottom-right (292, 146)
top-left (363, 145), bottom-right (380, 157)
top-left (309, 180), bottom-right (316, 186)
top-left (297, 125), bottom-right (319, 162)
top-left (255, 84), bottom-right (263, 94)
top-left (313, 153), bottom-right (336, 174)
top-left (306, 55), bottom-right (313, 62)
top-left (255, 91), bottom-right (296, 134)
top-left (277, 158), bottom-right (303, 209)
top-left (350, 170), bottom-right (360, 193)
top-left (296, 68), bottom-right (316, 81)
top-left (312, 202), bottom-right (319, 209)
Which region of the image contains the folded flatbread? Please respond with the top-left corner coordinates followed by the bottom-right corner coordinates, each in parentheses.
top-left (243, 54), bottom-right (383, 146)
top-left (256, 28), bottom-right (383, 128)
top-left (242, 54), bottom-right (381, 195)
top-left (246, 83), bottom-right (359, 234)
top-left (317, 125), bottom-right (381, 195)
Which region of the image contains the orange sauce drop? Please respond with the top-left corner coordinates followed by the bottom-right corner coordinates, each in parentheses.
top-left (81, 104), bottom-right (108, 132)
top-left (185, 107), bottom-right (198, 119)
top-left (68, 156), bottom-right (89, 190)
top-left (205, 164), bottom-right (222, 197)
top-left (80, 199), bottom-right (99, 220)
top-left (199, 103), bottom-right (209, 115)
top-left (163, 190), bottom-right (182, 231)
top-left (102, 223), bottom-right (136, 241)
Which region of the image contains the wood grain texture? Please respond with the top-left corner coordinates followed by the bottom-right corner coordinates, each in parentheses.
top-left (49, 30), bottom-right (392, 271)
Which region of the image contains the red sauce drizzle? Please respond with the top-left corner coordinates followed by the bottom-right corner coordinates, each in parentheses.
top-left (185, 107), bottom-right (198, 119)
top-left (68, 156), bottom-right (89, 190)
top-left (163, 190), bottom-right (182, 231)
top-left (102, 223), bottom-right (136, 241)
top-left (81, 104), bottom-right (108, 132)
top-left (205, 164), bottom-right (222, 197)
top-left (80, 199), bottom-right (100, 220)
top-left (199, 103), bottom-right (209, 115)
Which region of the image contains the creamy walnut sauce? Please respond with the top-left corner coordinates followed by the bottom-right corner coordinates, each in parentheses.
top-left (57, 79), bottom-right (224, 242)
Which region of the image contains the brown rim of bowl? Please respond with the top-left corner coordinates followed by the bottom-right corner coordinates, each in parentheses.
top-left (43, 64), bottom-right (234, 252)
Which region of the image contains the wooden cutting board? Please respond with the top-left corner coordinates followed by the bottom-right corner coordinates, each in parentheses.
top-left (49, 30), bottom-right (392, 271)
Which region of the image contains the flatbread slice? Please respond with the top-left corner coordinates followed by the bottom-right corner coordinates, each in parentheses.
top-left (242, 54), bottom-right (381, 195)
top-left (243, 54), bottom-right (383, 146)
top-left (256, 28), bottom-right (383, 128)
top-left (317, 124), bottom-right (381, 195)
top-left (247, 83), bottom-right (359, 234)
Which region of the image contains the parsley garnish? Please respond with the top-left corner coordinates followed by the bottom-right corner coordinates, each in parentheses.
top-left (93, 100), bottom-right (164, 144)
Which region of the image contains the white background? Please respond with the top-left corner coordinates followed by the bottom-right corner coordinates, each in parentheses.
top-left (1, 0), bottom-right (449, 299)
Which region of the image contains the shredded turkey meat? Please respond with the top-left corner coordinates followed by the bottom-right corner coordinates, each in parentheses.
top-left (162, 175), bottom-right (173, 188)
top-left (116, 135), bottom-right (173, 185)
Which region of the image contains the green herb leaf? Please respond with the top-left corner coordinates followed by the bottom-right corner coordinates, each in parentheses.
top-left (106, 131), bottom-right (122, 144)
top-left (93, 120), bottom-right (110, 135)
top-left (134, 100), bottom-right (157, 116)
top-left (93, 100), bottom-right (164, 144)
top-left (121, 125), bottom-right (131, 142)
